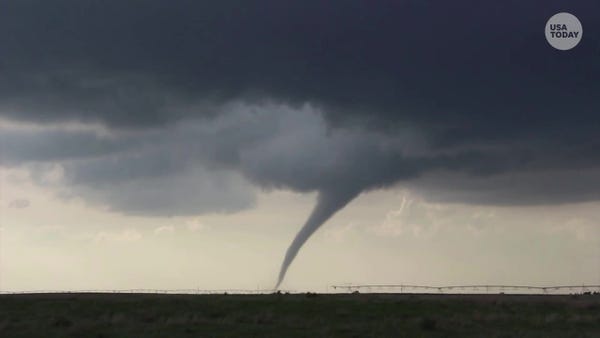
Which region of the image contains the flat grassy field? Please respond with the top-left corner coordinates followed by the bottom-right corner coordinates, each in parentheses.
top-left (0, 293), bottom-right (599, 337)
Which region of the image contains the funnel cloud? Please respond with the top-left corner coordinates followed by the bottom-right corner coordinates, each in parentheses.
top-left (276, 188), bottom-right (360, 289)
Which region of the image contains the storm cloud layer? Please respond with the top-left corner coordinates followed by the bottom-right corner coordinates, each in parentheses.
top-left (0, 0), bottom-right (599, 207)
top-left (2, 1), bottom-right (599, 132)
top-left (1, 0), bottom-right (598, 195)
top-left (1, 1), bottom-right (599, 284)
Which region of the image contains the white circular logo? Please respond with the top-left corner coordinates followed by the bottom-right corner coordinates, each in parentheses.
top-left (545, 12), bottom-right (582, 50)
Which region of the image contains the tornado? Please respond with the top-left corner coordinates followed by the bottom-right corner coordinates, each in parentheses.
top-left (275, 188), bottom-right (360, 289)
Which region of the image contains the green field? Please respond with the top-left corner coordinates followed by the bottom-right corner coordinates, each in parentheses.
top-left (0, 293), bottom-right (599, 337)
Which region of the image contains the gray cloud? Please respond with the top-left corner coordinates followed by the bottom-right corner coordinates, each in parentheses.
top-left (407, 169), bottom-right (600, 206)
top-left (0, 125), bottom-right (132, 165)
top-left (3, 104), bottom-right (427, 215)
top-left (8, 199), bottom-right (30, 209)
top-left (1, 1), bottom-right (598, 137)
top-left (3, 102), bottom-right (599, 217)
top-left (2, 1), bottom-right (598, 176)
top-left (67, 167), bottom-right (255, 217)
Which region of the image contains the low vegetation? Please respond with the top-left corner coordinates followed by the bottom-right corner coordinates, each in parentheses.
top-left (0, 293), bottom-right (599, 337)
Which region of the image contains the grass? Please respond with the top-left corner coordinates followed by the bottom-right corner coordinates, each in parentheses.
top-left (0, 293), bottom-right (599, 337)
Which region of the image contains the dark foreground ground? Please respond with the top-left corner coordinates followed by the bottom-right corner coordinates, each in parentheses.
top-left (0, 293), bottom-right (599, 337)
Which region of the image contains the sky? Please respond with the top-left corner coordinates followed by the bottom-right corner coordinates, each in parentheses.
top-left (0, 0), bottom-right (599, 292)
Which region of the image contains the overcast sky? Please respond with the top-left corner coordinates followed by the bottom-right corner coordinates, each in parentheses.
top-left (0, 1), bottom-right (599, 291)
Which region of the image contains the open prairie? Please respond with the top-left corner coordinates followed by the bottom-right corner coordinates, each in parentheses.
top-left (1, 293), bottom-right (599, 337)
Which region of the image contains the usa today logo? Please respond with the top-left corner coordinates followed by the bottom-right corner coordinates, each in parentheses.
top-left (545, 12), bottom-right (582, 50)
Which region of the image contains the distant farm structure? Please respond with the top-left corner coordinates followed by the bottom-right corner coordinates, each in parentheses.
top-left (331, 284), bottom-right (600, 295)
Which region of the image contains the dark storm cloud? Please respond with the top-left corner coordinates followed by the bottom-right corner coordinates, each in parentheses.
top-left (407, 168), bottom-right (600, 206)
top-left (2, 1), bottom-right (599, 132)
top-left (1, 0), bottom-right (599, 211)
top-left (0, 126), bottom-right (133, 164)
